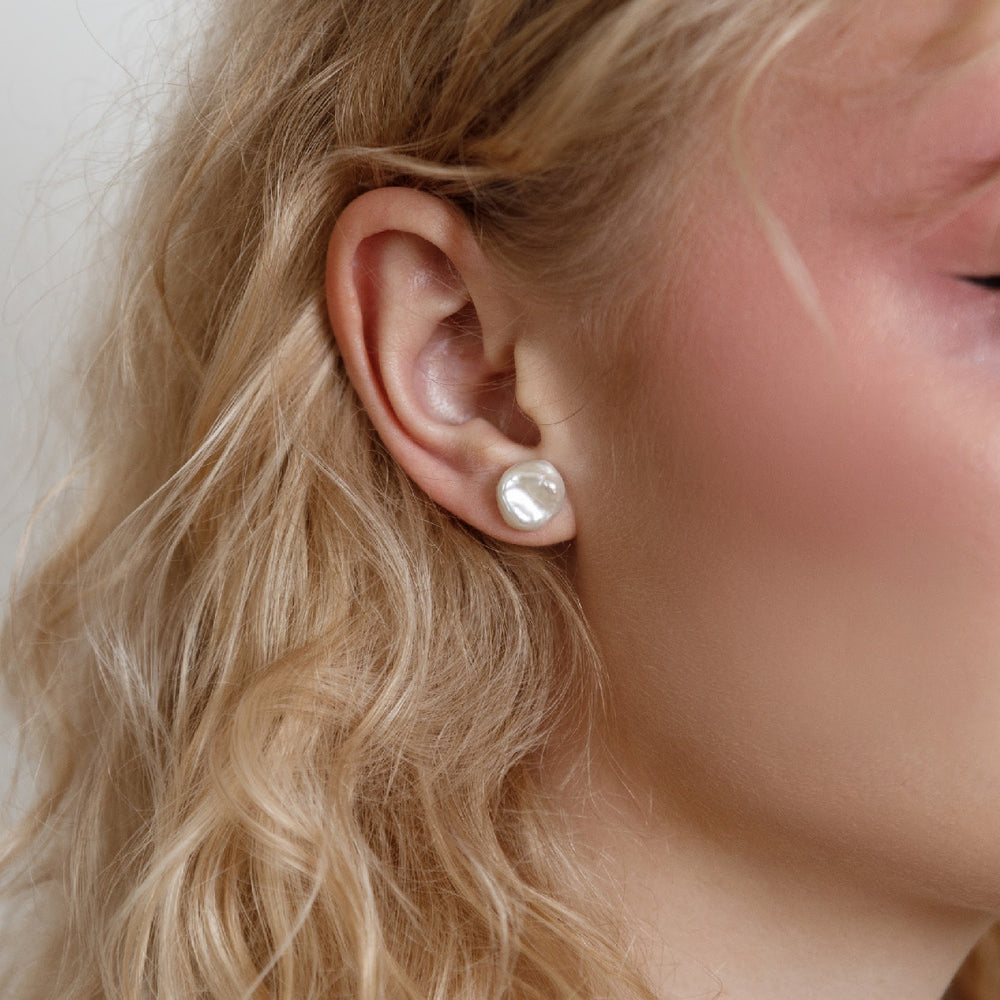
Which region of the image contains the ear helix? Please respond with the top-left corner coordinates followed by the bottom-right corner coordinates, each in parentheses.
top-left (496, 460), bottom-right (566, 531)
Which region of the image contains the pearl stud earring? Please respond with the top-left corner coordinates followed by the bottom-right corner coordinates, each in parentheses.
top-left (496, 460), bottom-right (566, 531)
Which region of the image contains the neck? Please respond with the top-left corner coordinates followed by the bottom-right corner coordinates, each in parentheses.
top-left (547, 755), bottom-right (991, 1000)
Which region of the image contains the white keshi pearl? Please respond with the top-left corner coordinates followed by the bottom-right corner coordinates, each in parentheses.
top-left (496, 460), bottom-right (566, 531)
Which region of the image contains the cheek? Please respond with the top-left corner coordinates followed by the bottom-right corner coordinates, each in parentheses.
top-left (649, 234), bottom-right (1000, 590)
top-left (579, 212), bottom-right (1000, 903)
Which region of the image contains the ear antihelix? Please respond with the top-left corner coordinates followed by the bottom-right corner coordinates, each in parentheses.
top-left (496, 460), bottom-right (566, 531)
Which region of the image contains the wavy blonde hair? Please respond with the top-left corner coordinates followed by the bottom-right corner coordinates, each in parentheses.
top-left (2, 0), bottom-right (997, 997)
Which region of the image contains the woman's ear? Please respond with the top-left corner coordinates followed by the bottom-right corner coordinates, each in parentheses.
top-left (325, 187), bottom-right (576, 545)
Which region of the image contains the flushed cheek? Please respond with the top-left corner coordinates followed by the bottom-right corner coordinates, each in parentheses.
top-left (571, 6), bottom-right (1000, 903)
top-left (651, 242), bottom-right (1000, 589)
top-left (596, 228), bottom-right (1000, 894)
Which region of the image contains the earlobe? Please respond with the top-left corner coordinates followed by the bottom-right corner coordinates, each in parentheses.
top-left (325, 188), bottom-right (576, 545)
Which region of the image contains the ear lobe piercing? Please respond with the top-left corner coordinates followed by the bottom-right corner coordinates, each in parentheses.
top-left (496, 460), bottom-right (566, 531)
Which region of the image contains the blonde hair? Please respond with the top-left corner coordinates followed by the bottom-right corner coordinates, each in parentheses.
top-left (1, 0), bottom-right (997, 997)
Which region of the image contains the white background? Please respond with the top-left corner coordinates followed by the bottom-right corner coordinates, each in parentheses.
top-left (1, 0), bottom-right (198, 799)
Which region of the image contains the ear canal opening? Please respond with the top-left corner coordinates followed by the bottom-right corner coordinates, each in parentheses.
top-left (480, 371), bottom-right (541, 446)
top-left (415, 302), bottom-right (541, 446)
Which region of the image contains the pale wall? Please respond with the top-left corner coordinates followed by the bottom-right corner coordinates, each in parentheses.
top-left (1, 0), bottom-right (197, 809)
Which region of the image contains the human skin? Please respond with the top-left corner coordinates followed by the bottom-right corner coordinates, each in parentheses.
top-left (551, 1), bottom-right (1000, 995)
